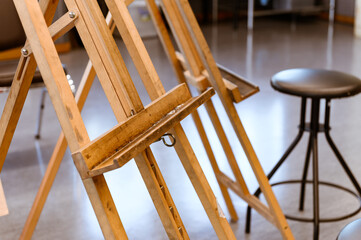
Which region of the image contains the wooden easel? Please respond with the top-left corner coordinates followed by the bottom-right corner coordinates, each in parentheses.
top-left (0, 0), bottom-right (237, 239)
top-left (142, 0), bottom-right (294, 239)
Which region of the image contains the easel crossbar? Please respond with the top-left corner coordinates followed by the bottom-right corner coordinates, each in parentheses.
top-left (23, 10), bottom-right (79, 56)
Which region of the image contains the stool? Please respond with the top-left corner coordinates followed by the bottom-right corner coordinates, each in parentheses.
top-left (245, 68), bottom-right (361, 240)
top-left (337, 218), bottom-right (361, 240)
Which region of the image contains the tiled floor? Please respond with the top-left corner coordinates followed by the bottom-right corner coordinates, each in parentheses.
top-left (0, 16), bottom-right (361, 239)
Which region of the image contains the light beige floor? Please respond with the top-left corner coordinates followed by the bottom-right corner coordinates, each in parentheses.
top-left (0, 17), bottom-right (361, 239)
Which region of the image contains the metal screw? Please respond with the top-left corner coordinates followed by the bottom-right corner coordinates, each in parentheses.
top-left (69, 11), bottom-right (76, 19)
top-left (21, 48), bottom-right (28, 56)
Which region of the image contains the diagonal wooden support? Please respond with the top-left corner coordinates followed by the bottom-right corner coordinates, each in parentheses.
top-left (144, 0), bottom-right (295, 238)
top-left (22, 10), bottom-right (79, 56)
top-left (0, 0), bottom-right (238, 239)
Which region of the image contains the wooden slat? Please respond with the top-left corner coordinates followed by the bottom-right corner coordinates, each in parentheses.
top-left (0, 56), bottom-right (36, 172)
top-left (64, 0), bottom-right (133, 121)
top-left (159, 0), bottom-right (204, 77)
top-left (105, 0), bottom-right (165, 99)
top-left (76, 84), bottom-right (191, 170)
top-left (87, 88), bottom-right (214, 176)
top-left (202, 96), bottom-right (250, 196)
top-left (215, 172), bottom-right (276, 226)
top-left (190, 110), bottom-right (239, 221)
top-left (142, 148), bottom-right (189, 239)
top-left (84, 175), bottom-right (128, 239)
top-left (82, 0), bottom-right (143, 113)
top-left (171, 125), bottom-right (236, 240)
top-left (145, 0), bottom-right (187, 85)
top-left (0, 43), bottom-right (71, 61)
top-left (135, 151), bottom-right (186, 239)
top-left (23, 10), bottom-right (78, 56)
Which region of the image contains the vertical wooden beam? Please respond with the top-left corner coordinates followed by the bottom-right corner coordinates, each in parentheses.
top-left (135, 150), bottom-right (187, 239)
top-left (105, 0), bottom-right (165, 99)
top-left (171, 125), bottom-right (236, 240)
top-left (145, 0), bottom-right (187, 84)
top-left (159, 0), bottom-right (204, 77)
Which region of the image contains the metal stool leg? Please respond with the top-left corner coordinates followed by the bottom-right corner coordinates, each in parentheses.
top-left (245, 97), bottom-right (307, 233)
top-left (35, 87), bottom-right (47, 139)
top-left (324, 100), bottom-right (361, 196)
top-left (299, 132), bottom-right (313, 211)
top-left (310, 98), bottom-right (320, 240)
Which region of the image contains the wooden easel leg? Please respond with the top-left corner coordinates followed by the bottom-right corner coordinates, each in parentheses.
top-left (145, 0), bottom-right (186, 85)
top-left (84, 175), bottom-right (128, 240)
top-left (171, 125), bottom-right (236, 240)
top-left (135, 149), bottom-right (189, 239)
top-left (202, 98), bottom-right (250, 195)
top-left (0, 56), bottom-right (36, 172)
top-left (211, 93), bottom-right (292, 238)
top-left (20, 133), bottom-right (67, 240)
top-left (20, 62), bottom-right (96, 239)
top-left (191, 110), bottom-right (238, 222)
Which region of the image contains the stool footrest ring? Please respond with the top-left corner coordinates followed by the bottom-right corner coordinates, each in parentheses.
top-left (269, 180), bottom-right (361, 223)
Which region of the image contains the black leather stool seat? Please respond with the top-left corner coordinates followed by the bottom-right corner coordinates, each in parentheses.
top-left (271, 68), bottom-right (361, 98)
top-left (0, 60), bottom-right (43, 87)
